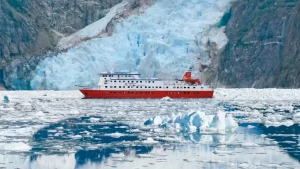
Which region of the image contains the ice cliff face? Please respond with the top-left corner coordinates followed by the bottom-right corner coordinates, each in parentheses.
top-left (30, 0), bottom-right (234, 89)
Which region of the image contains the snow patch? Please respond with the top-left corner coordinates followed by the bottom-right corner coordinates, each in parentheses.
top-left (58, 1), bottom-right (128, 50)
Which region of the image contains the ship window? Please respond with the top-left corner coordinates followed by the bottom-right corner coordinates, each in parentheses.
top-left (188, 87), bottom-right (190, 89)
top-left (140, 81), bottom-right (142, 83)
top-left (155, 86), bottom-right (158, 88)
top-left (136, 81), bottom-right (138, 83)
top-left (201, 87), bottom-right (203, 89)
top-left (119, 81), bottom-right (121, 82)
top-left (125, 75), bottom-right (127, 77)
top-left (153, 81), bottom-right (154, 83)
top-left (173, 87), bottom-right (175, 89)
top-left (131, 81), bottom-right (134, 83)
top-left (128, 86), bottom-right (130, 88)
top-left (119, 86), bottom-right (121, 88)
top-left (105, 86), bottom-right (107, 88)
top-left (123, 86), bottom-right (125, 88)
top-left (128, 81), bottom-right (130, 82)
top-left (193, 87), bottom-right (196, 89)
top-left (159, 86), bottom-right (161, 88)
top-left (114, 86), bottom-right (116, 88)
top-left (123, 81), bottom-right (125, 82)
top-left (110, 86), bottom-right (112, 88)
top-left (166, 87), bottom-right (168, 89)
top-left (114, 81), bottom-right (116, 82)
top-left (177, 87), bottom-right (179, 88)
top-left (184, 87), bottom-right (186, 89)
top-left (149, 81), bottom-right (151, 83)
top-left (145, 86), bottom-right (147, 88)
top-left (114, 92), bottom-right (116, 94)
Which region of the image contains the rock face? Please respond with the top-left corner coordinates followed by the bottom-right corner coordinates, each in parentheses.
top-left (216, 0), bottom-right (300, 88)
top-left (0, 0), bottom-right (121, 89)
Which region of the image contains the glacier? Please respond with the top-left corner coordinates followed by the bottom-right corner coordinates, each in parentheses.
top-left (30, 0), bottom-right (234, 89)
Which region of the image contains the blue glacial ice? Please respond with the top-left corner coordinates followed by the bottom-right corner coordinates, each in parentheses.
top-left (145, 110), bottom-right (238, 134)
top-left (30, 0), bottom-right (234, 89)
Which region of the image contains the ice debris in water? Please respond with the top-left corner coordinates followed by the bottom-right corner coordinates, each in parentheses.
top-left (161, 96), bottom-right (172, 101)
top-left (145, 110), bottom-right (238, 134)
top-left (0, 142), bottom-right (31, 152)
top-left (3, 95), bottom-right (9, 103)
top-left (142, 137), bottom-right (159, 144)
top-left (144, 116), bottom-right (164, 126)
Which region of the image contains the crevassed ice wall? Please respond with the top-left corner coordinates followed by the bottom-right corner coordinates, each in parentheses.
top-left (30, 0), bottom-right (234, 89)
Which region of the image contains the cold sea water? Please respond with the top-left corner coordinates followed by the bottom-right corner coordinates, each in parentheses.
top-left (0, 89), bottom-right (300, 169)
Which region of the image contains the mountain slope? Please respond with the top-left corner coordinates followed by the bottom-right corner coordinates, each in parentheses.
top-left (0, 0), bottom-right (122, 89)
top-left (217, 0), bottom-right (300, 88)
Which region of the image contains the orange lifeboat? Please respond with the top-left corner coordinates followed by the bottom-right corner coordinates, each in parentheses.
top-left (181, 71), bottom-right (200, 84)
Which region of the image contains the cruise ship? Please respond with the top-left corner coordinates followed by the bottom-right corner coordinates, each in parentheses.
top-left (79, 70), bottom-right (214, 99)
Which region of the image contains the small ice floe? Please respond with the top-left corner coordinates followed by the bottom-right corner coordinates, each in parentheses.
top-left (161, 96), bottom-right (172, 101)
top-left (142, 137), bottom-right (159, 144)
top-left (129, 129), bottom-right (141, 133)
top-left (71, 135), bottom-right (82, 139)
top-left (247, 125), bottom-right (256, 129)
top-left (241, 142), bottom-right (259, 147)
top-left (3, 95), bottom-right (9, 103)
top-left (213, 150), bottom-right (234, 155)
top-left (52, 145), bottom-right (64, 149)
top-left (136, 154), bottom-right (154, 158)
top-left (293, 112), bottom-right (300, 123)
top-left (157, 137), bottom-right (181, 143)
top-left (238, 163), bottom-right (250, 168)
top-left (111, 153), bottom-right (125, 158)
top-left (144, 116), bottom-right (164, 126)
top-left (105, 132), bottom-right (124, 138)
top-left (0, 142), bottom-right (31, 152)
top-left (47, 130), bottom-right (57, 133)
top-left (263, 114), bottom-right (294, 127)
top-left (89, 117), bottom-right (100, 123)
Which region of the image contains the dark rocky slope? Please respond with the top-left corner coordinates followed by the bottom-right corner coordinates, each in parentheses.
top-left (216, 0), bottom-right (300, 88)
top-left (0, 0), bottom-right (121, 88)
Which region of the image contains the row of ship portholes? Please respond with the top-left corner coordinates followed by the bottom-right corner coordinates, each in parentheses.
top-left (104, 86), bottom-right (202, 89)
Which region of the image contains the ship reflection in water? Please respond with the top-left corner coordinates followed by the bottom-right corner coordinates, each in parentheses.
top-left (10, 116), bottom-right (296, 169)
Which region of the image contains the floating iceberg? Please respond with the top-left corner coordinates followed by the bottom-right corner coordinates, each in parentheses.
top-left (144, 110), bottom-right (238, 134)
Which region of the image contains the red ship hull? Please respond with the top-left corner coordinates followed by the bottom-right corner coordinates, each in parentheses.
top-left (80, 89), bottom-right (214, 99)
